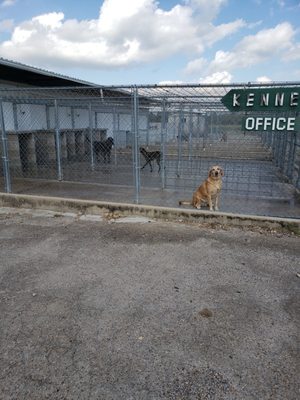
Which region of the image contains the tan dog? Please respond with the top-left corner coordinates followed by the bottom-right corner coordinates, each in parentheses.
top-left (179, 166), bottom-right (224, 211)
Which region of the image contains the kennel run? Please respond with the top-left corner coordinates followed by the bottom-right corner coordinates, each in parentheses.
top-left (0, 83), bottom-right (299, 218)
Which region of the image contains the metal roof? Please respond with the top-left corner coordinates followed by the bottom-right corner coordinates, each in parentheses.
top-left (0, 57), bottom-right (97, 87)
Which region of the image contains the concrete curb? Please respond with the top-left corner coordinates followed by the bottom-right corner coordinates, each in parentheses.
top-left (0, 192), bottom-right (299, 234)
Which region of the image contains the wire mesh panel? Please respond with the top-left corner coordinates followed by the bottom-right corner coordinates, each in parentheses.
top-left (0, 83), bottom-right (299, 218)
top-left (0, 88), bottom-right (137, 192)
top-left (135, 84), bottom-right (300, 217)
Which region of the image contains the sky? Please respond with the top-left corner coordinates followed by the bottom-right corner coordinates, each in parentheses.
top-left (0, 0), bottom-right (300, 85)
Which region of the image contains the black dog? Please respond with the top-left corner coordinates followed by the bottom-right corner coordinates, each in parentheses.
top-left (93, 137), bottom-right (114, 163)
top-left (140, 147), bottom-right (161, 172)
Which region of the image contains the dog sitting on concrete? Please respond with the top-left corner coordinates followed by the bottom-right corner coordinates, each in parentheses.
top-left (179, 165), bottom-right (224, 211)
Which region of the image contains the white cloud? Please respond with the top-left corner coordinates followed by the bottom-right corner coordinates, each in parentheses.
top-left (184, 58), bottom-right (207, 75)
top-left (247, 20), bottom-right (262, 29)
top-left (205, 22), bottom-right (297, 74)
top-left (184, 0), bottom-right (227, 20)
top-left (11, 26), bottom-right (34, 43)
top-left (256, 76), bottom-right (272, 83)
top-left (201, 19), bottom-right (246, 47)
top-left (158, 80), bottom-right (184, 85)
top-left (1, 0), bottom-right (16, 7)
top-left (283, 42), bottom-right (300, 61)
top-left (183, 21), bottom-right (299, 82)
top-left (0, 0), bottom-right (244, 69)
top-left (200, 71), bottom-right (232, 83)
top-left (2, 0), bottom-right (298, 84)
top-left (32, 12), bottom-right (64, 29)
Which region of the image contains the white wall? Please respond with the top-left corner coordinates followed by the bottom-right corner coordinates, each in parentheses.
top-left (74, 108), bottom-right (89, 129)
top-left (96, 112), bottom-right (113, 136)
top-left (15, 104), bottom-right (47, 131)
top-left (2, 100), bottom-right (149, 144)
top-left (2, 102), bottom-right (14, 130)
top-left (119, 113), bottom-right (132, 131)
top-left (58, 107), bottom-right (72, 129)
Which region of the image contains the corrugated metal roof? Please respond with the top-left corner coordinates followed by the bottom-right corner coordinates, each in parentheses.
top-left (0, 57), bottom-right (98, 87)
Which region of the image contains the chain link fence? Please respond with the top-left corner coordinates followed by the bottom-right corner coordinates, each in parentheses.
top-left (0, 84), bottom-right (299, 218)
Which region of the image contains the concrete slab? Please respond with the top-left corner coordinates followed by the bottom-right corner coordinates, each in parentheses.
top-left (1, 177), bottom-right (300, 219)
top-left (0, 192), bottom-right (299, 235)
top-left (114, 216), bottom-right (154, 224)
top-left (78, 214), bottom-right (104, 222)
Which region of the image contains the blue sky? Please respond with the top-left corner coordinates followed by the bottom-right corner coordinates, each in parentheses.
top-left (0, 0), bottom-right (299, 85)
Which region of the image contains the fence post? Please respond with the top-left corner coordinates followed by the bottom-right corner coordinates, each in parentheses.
top-left (210, 112), bottom-right (213, 142)
top-left (146, 109), bottom-right (150, 146)
top-left (132, 86), bottom-right (140, 204)
top-left (88, 103), bottom-right (95, 170)
top-left (188, 105), bottom-right (193, 161)
top-left (176, 104), bottom-right (183, 177)
top-left (54, 99), bottom-right (63, 181)
top-left (113, 107), bottom-right (117, 165)
top-left (160, 98), bottom-right (167, 189)
top-left (0, 99), bottom-right (11, 193)
top-left (203, 113), bottom-right (208, 149)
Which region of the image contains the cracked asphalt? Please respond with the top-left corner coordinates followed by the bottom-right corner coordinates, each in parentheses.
top-left (0, 209), bottom-right (299, 399)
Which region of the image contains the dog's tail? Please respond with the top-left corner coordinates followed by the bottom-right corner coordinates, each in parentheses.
top-left (178, 200), bottom-right (192, 206)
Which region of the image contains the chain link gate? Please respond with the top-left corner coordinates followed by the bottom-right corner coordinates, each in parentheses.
top-left (0, 84), bottom-right (299, 218)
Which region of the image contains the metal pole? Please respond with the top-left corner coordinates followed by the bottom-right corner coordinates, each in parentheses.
top-left (210, 112), bottom-right (213, 143)
top-left (54, 99), bottom-right (63, 181)
top-left (160, 99), bottom-right (167, 189)
top-left (197, 111), bottom-right (200, 152)
top-left (188, 106), bottom-right (192, 161)
top-left (88, 103), bottom-right (95, 170)
top-left (0, 100), bottom-right (11, 192)
top-left (132, 87), bottom-right (140, 203)
top-left (146, 110), bottom-right (150, 146)
top-left (176, 105), bottom-right (183, 178)
top-left (113, 107), bottom-right (117, 165)
top-left (203, 113), bottom-right (208, 149)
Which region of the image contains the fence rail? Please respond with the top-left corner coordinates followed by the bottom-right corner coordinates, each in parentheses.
top-left (0, 83), bottom-right (299, 218)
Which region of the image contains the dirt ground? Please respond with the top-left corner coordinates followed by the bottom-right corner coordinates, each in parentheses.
top-left (0, 208), bottom-right (299, 400)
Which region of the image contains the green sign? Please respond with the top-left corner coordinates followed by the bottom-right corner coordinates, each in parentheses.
top-left (221, 87), bottom-right (300, 112)
top-left (242, 116), bottom-right (300, 132)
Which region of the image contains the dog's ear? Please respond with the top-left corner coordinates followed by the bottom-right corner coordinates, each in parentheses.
top-left (220, 167), bottom-right (224, 176)
top-left (208, 168), bottom-right (213, 177)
